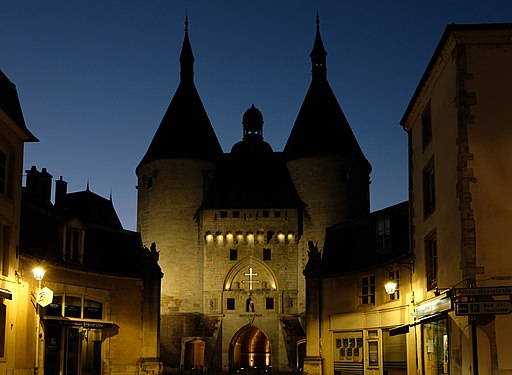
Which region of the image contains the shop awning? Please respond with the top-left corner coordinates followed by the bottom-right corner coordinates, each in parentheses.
top-left (390, 312), bottom-right (447, 336)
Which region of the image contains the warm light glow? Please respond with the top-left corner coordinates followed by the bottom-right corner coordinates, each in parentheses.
top-left (206, 234), bottom-right (213, 242)
top-left (33, 267), bottom-right (45, 281)
top-left (287, 232), bottom-right (294, 241)
top-left (277, 232), bottom-right (285, 242)
top-left (247, 233), bottom-right (254, 242)
top-left (217, 234), bottom-right (224, 244)
top-left (385, 281), bottom-right (398, 294)
top-left (226, 233), bottom-right (233, 242)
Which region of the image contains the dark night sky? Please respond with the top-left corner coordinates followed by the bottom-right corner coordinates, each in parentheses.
top-left (2, 1), bottom-right (511, 230)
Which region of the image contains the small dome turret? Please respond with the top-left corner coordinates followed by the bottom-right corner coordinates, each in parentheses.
top-left (242, 104), bottom-right (263, 140)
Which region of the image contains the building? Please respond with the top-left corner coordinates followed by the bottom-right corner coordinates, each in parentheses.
top-left (303, 202), bottom-right (412, 375)
top-left (0, 68), bottom-right (38, 374)
top-left (136, 17), bottom-right (371, 373)
top-left (19, 167), bottom-right (163, 375)
top-left (401, 23), bottom-right (512, 374)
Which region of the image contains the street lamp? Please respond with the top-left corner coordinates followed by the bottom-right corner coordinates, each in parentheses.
top-left (33, 267), bottom-right (45, 281)
top-left (384, 281), bottom-right (398, 295)
top-left (33, 266), bottom-right (45, 375)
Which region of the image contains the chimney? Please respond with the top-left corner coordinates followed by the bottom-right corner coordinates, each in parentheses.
top-left (40, 168), bottom-right (52, 202)
top-left (25, 166), bottom-right (52, 203)
top-left (55, 176), bottom-right (67, 207)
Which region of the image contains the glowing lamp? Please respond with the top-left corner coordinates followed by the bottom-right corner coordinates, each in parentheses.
top-left (384, 281), bottom-right (398, 295)
top-left (277, 232), bottom-right (285, 242)
top-left (33, 267), bottom-right (45, 281)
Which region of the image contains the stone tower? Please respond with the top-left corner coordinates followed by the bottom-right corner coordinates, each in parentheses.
top-left (284, 15), bottom-right (372, 250)
top-left (136, 16), bottom-right (371, 374)
top-left (136, 17), bottom-right (223, 315)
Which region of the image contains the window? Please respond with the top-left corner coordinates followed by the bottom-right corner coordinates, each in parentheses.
top-left (0, 150), bottom-right (6, 195)
top-left (45, 295), bottom-right (103, 320)
top-left (84, 299), bottom-right (103, 319)
top-left (334, 333), bottom-right (363, 363)
top-left (1, 225), bottom-right (11, 276)
top-left (227, 298), bottom-right (235, 310)
top-left (423, 159), bottom-right (436, 217)
top-left (376, 218), bottom-right (391, 251)
top-left (266, 297), bottom-right (274, 310)
top-left (422, 318), bottom-right (448, 374)
top-left (422, 102), bottom-right (432, 149)
top-left (266, 231), bottom-right (274, 243)
top-left (262, 211), bottom-right (270, 218)
top-left (263, 248), bottom-right (271, 261)
top-left (425, 231), bottom-right (438, 290)
top-left (46, 296), bottom-right (63, 317)
top-left (64, 227), bottom-right (82, 263)
top-left (65, 296), bottom-right (82, 318)
top-left (233, 211), bottom-right (240, 218)
top-left (274, 211), bottom-right (281, 218)
top-left (229, 249), bottom-right (237, 261)
top-left (361, 276), bottom-right (375, 305)
top-left (220, 211), bottom-right (228, 218)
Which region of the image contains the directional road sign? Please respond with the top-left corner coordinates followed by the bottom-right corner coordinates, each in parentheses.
top-left (455, 286), bottom-right (512, 297)
top-left (455, 300), bottom-right (512, 315)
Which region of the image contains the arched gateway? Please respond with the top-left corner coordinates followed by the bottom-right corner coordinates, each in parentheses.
top-left (230, 325), bottom-right (270, 371)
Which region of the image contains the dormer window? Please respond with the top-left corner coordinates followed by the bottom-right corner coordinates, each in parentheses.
top-left (63, 225), bottom-right (84, 263)
top-left (376, 218), bottom-right (391, 251)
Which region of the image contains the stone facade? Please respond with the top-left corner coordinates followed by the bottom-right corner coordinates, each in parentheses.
top-left (137, 17), bottom-right (371, 374)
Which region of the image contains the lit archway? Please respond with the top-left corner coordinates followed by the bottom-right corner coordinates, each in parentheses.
top-left (230, 325), bottom-right (270, 371)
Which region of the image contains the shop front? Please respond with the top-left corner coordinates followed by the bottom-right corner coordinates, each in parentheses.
top-left (42, 294), bottom-right (116, 375)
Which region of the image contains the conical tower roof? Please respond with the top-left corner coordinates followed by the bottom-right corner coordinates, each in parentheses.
top-left (137, 18), bottom-right (223, 171)
top-left (284, 16), bottom-right (368, 164)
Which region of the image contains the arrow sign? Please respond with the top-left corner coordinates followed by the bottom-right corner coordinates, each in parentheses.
top-left (455, 286), bottom-right (512, 297)
top-left (456, 300), bottom-right (512, 315)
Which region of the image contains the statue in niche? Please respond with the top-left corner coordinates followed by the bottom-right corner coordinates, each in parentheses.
top-left (307, 240), bottom-right (321, 262)
top-left (246, 296), bottom-right (255, 313)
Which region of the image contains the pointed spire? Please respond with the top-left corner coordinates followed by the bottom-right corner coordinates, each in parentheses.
top-left (180, 15), bottom-right (195, 82)
top-left (86, 179), bottom-right (90, 191)
top-left (310, 14), bottom-right (327, 79)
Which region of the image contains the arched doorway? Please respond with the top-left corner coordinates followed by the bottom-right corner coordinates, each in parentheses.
top-left (230, 325), bottom-right (270, 371)
top-left (184, 339), bottom-right (205, 373)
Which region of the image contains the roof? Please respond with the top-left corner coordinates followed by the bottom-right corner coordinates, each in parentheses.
top-left (0, 69), bottom-right (38, 141)
top-left (63, 189), bottom-right (123, 229)
top-left (20, 186), bottom-right (159, 278)
top-left (137, 27), bottom-right (222, 170)
top-left (283, 18), bottom-right (368, 164)
top-left (202, 137), bottom-right (305, 210)
top-left (284, 78), bottom-right (368, 161)
top-left (320, 201), bottom-right (410, 276)
top-left (401, 23), bottom-right (512, 128)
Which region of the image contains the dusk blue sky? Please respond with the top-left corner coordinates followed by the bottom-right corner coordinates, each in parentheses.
top-left (2, 1), bottom-right (511, 231)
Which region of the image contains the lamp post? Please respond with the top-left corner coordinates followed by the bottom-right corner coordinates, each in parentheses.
top-left (33, 267), bottom-right (45, 375)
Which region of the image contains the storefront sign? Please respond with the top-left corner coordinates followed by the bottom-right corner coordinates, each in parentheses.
top-left (45, 317), bottom-right (114, 329)
top-left (455, 300), bottom-right (512, 315)
top-left (414, 294), bottom-right (452, 320)
top-left (37, 287), bottom-right (54, 307)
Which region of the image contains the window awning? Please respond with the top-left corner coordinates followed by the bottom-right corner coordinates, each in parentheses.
top-left (0, 288), bottom-right (12, 300)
